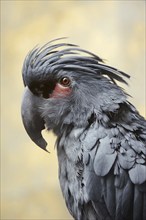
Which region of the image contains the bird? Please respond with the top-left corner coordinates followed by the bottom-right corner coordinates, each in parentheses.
top-left (21, 38), bottom-right (146, 220)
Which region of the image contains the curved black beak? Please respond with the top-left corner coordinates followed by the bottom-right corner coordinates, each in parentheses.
top-left (21, 87), bottom-right (48, 152)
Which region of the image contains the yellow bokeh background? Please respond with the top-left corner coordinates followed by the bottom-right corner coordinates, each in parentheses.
top-left (1, 1), bottom-right (145, 220)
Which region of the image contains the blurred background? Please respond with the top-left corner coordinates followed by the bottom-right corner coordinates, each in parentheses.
top-left (1, 1), bottom-right (145, 219)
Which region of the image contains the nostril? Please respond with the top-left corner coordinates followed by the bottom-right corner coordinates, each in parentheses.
top-left (29, 81), bottom-right (56, 99)
top-left (30, 85), bottom-right (53, 99)
top-left (42, 92), bottom-right (50, 99)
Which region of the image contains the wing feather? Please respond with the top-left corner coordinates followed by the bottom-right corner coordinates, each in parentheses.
top-left (82, 102), bottom-right (146, 220)
top-left (121, 179), bottom-right (133, 219)
top-left (103, 173), bottom-right (116, 217)
top-left (143, 193), bottom-right (146, 220)
top-left (133, 185), bottom-right (143, 220)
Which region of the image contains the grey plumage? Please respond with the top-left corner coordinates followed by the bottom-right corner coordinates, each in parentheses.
top-left (21, 38), bottom-right (146, 220)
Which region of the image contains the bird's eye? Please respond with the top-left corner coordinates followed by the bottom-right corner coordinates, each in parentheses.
top-left (59, 77), bottom-right (71, 87)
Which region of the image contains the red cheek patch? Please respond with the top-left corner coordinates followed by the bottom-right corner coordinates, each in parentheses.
top-left (50, 83), bottom-right (71, 98)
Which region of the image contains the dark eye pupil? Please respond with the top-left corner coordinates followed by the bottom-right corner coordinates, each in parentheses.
top-left (60, 77), bottom-right (70, 86)
top-left (63, 78), bottom-right (69, 84)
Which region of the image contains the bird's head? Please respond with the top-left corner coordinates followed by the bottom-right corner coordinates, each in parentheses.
top-left (21, 38), bottom-right (130, 151)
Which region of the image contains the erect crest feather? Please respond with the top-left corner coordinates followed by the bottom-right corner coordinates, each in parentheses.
top-left (22, 38), bottom-right (130, 86)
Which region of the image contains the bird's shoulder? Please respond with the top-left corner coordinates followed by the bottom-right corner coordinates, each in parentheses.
top-left (82, 101), bottom-right (146, 183)
top-left (80, 102), bottom-right (146, 219)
